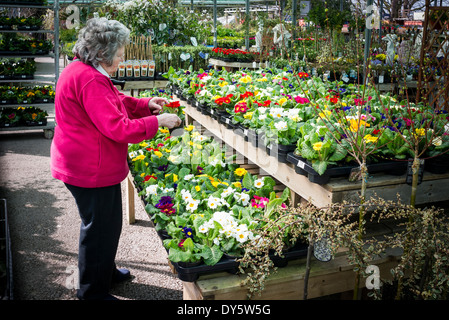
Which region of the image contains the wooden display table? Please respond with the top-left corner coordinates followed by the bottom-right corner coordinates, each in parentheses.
top-left (124, 95), bottom-right (449, 300)
top-left (113, 79), bottom-right (168, 97)
top-left (183, 247), bottom-right (402, 300)
top-left (209, 58), bottom-right (265, 71)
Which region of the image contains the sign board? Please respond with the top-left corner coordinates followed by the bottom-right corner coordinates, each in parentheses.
top-left (414, 12), bottom-right (425, 21)
top-left (300, 1), bottom-right (311, 16)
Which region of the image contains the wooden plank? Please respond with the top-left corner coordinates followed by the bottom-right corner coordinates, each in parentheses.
top-left (114, 80), bottom-right (168, 91)
top-left (184, 248), bottom-right (402, 300)
top-left (126, 172), bottom-right (135, 224)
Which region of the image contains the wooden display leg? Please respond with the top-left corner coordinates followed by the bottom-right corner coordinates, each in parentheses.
top-left (126, 172), bottom-right (135, 224)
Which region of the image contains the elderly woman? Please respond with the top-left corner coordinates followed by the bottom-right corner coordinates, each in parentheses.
top-left (50, 17), bottom-right (181, 300)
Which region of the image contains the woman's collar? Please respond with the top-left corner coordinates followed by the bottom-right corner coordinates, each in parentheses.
top-left (95, 64), bottom-right (110, 78)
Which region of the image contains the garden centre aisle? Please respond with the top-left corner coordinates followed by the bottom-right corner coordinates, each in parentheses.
top-left (0, 130), bottom-right (183, 300)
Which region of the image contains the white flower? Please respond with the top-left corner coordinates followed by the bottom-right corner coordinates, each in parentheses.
top-left (185, 199), bottom-right (200, 212)
top-left (274, 120), bottom-right (288, 131)
top-left (220, 186), bottom-right (235, 198)
top-left (181, 189), bottom-right (193, 202)
top-left (254, 178), bottom-right (264, 188)
top-left (145, 185), bottom-right (158, 196)
top-left (184, 174), bottom-right (194, 181)
top-left (207, 196), bottom-right (221, 210)
top-left (269, 107), bottom-right (284, 118)
top-left (163, 187), bottom-right (174, 193)
top-left (198, 224), bottom-right (209, 233)
top-left (233, 192), bottom-right (250, 206)
top-left (432, 136), bottom-right (443, 146)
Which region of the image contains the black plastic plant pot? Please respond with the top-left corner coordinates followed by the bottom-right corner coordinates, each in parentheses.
top-left (247, 128), bottom-right (259, 147)
top-left (425, 154), bottom-right (449, 174)
top-left (170, 257), bottom-right (240, 282)
top-left (221, 114), bottom-right (234, 129)
top-left (286, 152), bottom-right (308, 176)
top-left (266, 142), bottom-right (297, 163)
top-left (234, 124), bottom-right (249, 142)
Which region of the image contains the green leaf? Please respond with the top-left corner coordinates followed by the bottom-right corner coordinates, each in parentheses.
top-left (312, 159), bottom-right (328, 175)
top-left (202, 245), bottom-right (223, 266)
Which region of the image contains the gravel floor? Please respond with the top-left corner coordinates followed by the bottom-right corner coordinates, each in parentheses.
top-left (0, 130), bottom-right (183, 300)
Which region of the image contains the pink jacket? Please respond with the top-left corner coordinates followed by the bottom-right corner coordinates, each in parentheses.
top-left (50, 60), bottom-right (159, 188)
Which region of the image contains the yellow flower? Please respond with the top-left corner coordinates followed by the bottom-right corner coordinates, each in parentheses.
top-left (159, 128), bottom-right (169, 134)
top-left (232, 181), bottom-right (242, 188)
top-left (278, 97), bottom-right (287, 106)
top-left (173, 174), bottom-right (178, 182)
top-left (363, 134), bottom-right (378, 143)
top-left (243, 112), bottom-right (253, 119)
top-left (256, 77), bottom-right (268, 82)
top-left (139, 142), bottom-right (149, 147)
top-left (195, 186), bottom-right (201, 192)
top-left (218, 81), bottom-right (228, 87)
top-left (211, 181), bottom-right (220, 188)
top-left (349, 119), bottom-right (370, 132)
top-left (132, 154), bottom-right (145, 161)
top-left (319, 109), bottom-right (331, 119)
top-left (239, 75), bottom-right (252, 83)
top-left (154, 151), bottom-right (163, 158)
top-left (415, 128), bottom-right (425, 136)
top-left (140, 172), bottom-right (145, 177)
top-left (234, 168), bottom-right (247, 176)
top-left (31, 113), bottom-right (37, 120)
top-left (185, 125), bottom-right (195, 131)
top-left (313, 142), bottom-right (323, 151)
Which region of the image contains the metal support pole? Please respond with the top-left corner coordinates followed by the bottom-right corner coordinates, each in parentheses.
top-left (364, 0), bottom-right (374, 81)
top-left (379, 0), bottom-right (384, 40)
top-left (245, 0), bottom-right (250, 50)
top-left (292, 0), bottom-right (297, 43)
top-left (213, 0), bottom-right (217, 48)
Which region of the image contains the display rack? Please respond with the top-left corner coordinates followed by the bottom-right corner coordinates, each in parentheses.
top-left (0, 0), bottom-right (60, 139)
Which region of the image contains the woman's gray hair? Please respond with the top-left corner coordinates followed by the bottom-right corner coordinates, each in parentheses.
top-left (73, 17), bottom-right (130, 68)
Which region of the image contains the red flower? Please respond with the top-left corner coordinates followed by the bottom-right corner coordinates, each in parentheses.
top-left (164, 101), bottom-right (180, 108)
top-left (234, 102), bottom-right (248, 113)
top-left (144, 175), bottom-right (157, 182)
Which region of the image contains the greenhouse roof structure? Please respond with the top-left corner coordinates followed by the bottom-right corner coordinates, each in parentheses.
top-left (178, 0), bottom-right (277, 5)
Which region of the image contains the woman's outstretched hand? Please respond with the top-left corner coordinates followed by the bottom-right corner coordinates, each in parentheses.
top-left (148, 97), bottom-right (168, 115)
top-left (157, 113), bottom-right (181, 129)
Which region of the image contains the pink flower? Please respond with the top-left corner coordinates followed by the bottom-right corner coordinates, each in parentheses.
top-left (251, 195), bottom-right (269, 208)
top-left (295, 96), bottom-right (310, 104)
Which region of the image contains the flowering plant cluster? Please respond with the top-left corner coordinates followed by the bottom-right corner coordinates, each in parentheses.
top-left (0, 58), bottom-right (36, 78)
top-left (0, 105), bottom-right (48, 126)
top-left (0, 85), bottom-right (55, 104)
top-left (128, 125), bottom-right (290, 264)
top-left (167, 66), bottom-right (449, 175)
top-left (211, 47), bottom-right (258, 62)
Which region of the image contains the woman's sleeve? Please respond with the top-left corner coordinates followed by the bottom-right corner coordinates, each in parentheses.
top-left (80, 77), bottom-right (159, 144)
top-left (115, 87), bottom-right (154, 119)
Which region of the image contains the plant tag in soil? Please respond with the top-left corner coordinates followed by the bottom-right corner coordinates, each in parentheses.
top-left (406, 159), bottom-right (424, 186)
top-left (349, 167), bottom-right (361, 182)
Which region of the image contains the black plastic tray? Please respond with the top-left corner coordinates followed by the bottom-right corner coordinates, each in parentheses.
top-left (266, 143), bottom-right (297, 163)
top-left (169, 241), bottom-right (309, 282)
top-left (287, 152), bottom-right (408, 185)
